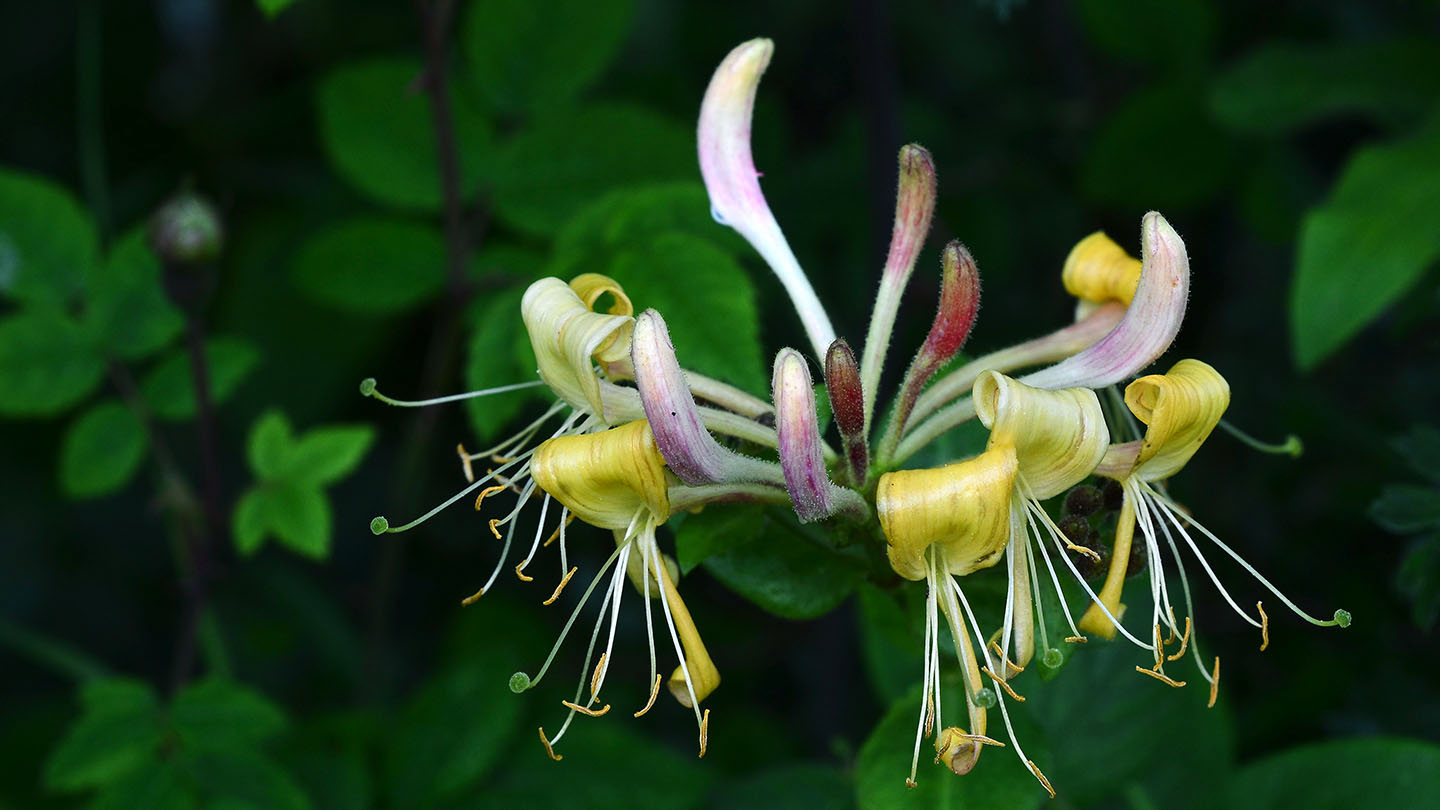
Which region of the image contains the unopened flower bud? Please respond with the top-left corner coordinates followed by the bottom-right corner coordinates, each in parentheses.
top-left (149, 190), bottom-right (223, 267)
top-left (824, 338), bottom-right (867, 484)
top-left (773, 349), bottom-right (867, 523)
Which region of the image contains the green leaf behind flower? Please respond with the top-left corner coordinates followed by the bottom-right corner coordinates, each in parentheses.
top-left (0, 310), bottom-right (105, 417)
top-left (1225, 738), bottom-right (1440, 809)
top-left (141, 337), bottom-right (261, 421)
top-left (0, 167), bottom-right (97, 307)
top-left (84, 228), bottom-right (183, 361)
top-left (59, 399), bottom-right (147, 498)
top-left (292, 217), bottom-right (447, 315)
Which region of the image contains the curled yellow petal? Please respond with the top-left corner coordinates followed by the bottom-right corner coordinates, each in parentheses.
top-left (1125, 359), bottom-right (1230, 481)
top-left (1062, 231), bottom-right (1142, 308)
top-left (521, 276), bottom-right (635, 418)
top-left (530, 420), bottom-right (671, 530)
top-left (973, 371), bottom-right (1108, 499)
top-left (877, 445), bottom-right (1018, 581)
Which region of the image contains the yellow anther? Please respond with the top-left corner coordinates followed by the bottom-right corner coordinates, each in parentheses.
top-left (561, 700), bottom-right (611, 717)
top-left (698, 708), bottom-right (711, 758)
top-left (1135, 666), bottom-right (1186, 688)
top-left (473, 484), bottom-right (506, 512)
top-left (1068, 542), bottom-right (1101, 562)
top-left (457, 444), bottom-right (475, 483)
top-left (488, 518), bottom-right (502, 539)
top-left (924, 692), bottom-right (935, 738)
top-left (542, 567), bottom-right (579, 605)
top-left (981, 667), bottom-right (1025, 702)
top-left (514, 561), bottom-right (534, 583)
top-left (989, 641), bottom-right (1025, 677)
top-left (544, 513), bottom-right (577, 547)
top-left (460, 587), bottom-right (483, 606)
top-left (1027, 760), bottom-right (1056, 799)
top-left (1153, 624), bottom-right (1165, 669)
top-left (634, 673), bottom-right (662, 718)
top-left (1257, 601), bottom-right (1270, 651)
top-left (590, 653), bottom-right (607, 698)
top-left (1166, 617), bottom-right (1192, 661)
top-left (905, 779), bottom-right (918, 790)
top-left (1064, 635), bottom-right (1088, 644)
top-left (538, 727), bottom-right (563, 761)
top-left (1207, 657), bottom-right (1221, 709)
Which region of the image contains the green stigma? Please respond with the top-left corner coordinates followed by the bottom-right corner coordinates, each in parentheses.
top-left (509, 672), bottom-right (532, 693)
top-left (369, 516), bottom-right (389, 535)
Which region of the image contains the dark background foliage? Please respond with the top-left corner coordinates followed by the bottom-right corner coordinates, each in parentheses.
top-left (3, 0), bottom-right (1439, 807)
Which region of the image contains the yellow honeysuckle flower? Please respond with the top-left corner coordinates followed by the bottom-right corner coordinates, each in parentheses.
top-left (1062, 231), bottom-right (1141, 317)
top-left (1078, 359), bottom-right (1349, 704)
top-left (514, 420), bottom-right (719, 760)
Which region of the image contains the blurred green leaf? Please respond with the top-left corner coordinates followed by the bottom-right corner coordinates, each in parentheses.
top-left (171, 679), bottom-right (287, 752)
top-left (678, 506), bottom-right (865, 620)
top-left (1390, 424), bottom-right (1440, 485)
top-left (1226, 738), bottom-right (1440, 809)
top-left (87, 760), bottom-right (195, 810)
top-left (467, 720), bottom-right (711, 809)
top-left (59, 399), bottom-right (147, 499)
top-left (273, 425), bottom-right (374, 487)
top-left (1397, 532), bottom-right (1440, 630)
top-left (709, 762), bottom-right (852, 810)
top-left (468, 242), bottom-right (546, 281)
top-left (857, 584), bottom-right (922, 704)
top-left (1238, 145), bottom-right (1323, 244)
top-left (461, 0), bottom-right (634, 117)
top-left (84, 228), bottom-right (183, 361)
top-left (609, 232), bottom-right (764, 393)
top-left (247, 411), bottom-right (294, 481)
top-left (1290, 123), bottom-right (1440, 369)
top-left (0, 310), bottom-right (105, 417)
top-left (855, 688), bottom-right (1045, 810)
top-left (141, 337), bottom-right (261, 420)
top-left (44, 679), bottom-right (163, 792)
top-left (1370, 485), bottom-right (1440, 533)
top-left (237, 481), bottom-right (331, 559)
top-left (487, 104), bottom-right (693, 236)
top-left (1074, 0), bottom-right (1215, 72)
top-left (1081, 81), bottom-right (1235, 210)
top-left (256, 0), bottom-right (296, 18)
top-left (1211, 39), bottom-right (1440, 137)
top-left (292, 217), bottom-right (446, 315)
top-left (0, 167), bottom-right (97, 306)
top-left (551, 183), bottom-right (745, 266)
top-left (464, 286), bottom-right (538, 443)
top-left (179, 749), bottom-right (312, 810)
top-left (316, 58), bottom-right (491, 210)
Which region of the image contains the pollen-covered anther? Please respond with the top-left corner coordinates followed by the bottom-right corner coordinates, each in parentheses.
top-left (1166, 617), bottom-right (1192, 661)
top-left (1027, 761), bottom-right (1056, 799)
top-left (560, 700), bottom-right (611, 717)
top-left (634, 673), bottom-right (662, 718)
top-left (543, 514), bottom-right (575, 547)
top-left (457, 443), bottom-right (475, 482)
top-left (1064, 635), bottom-right (1088, 644)
top-left (981, 667), bottom-right (1025, 702)
top-left (1207, 657), bottom-right (1221, 708)
top-left (474, 484), bottom-right (507, 512)
top-left (989, 641), bottom-right (1024, 678)
top-left (590, 653), bottom-right (607, 698)
top-left (698, 709), bottom-right (711, 758)
top-left (488, 518), bottom-right (502, 539)
top-left (460, 587), bottom-right (483, 607)
top-left (542, 567), bottom-right (579, 605)
top-left (538, 727), bottom-right (563, 761)
top-left (1257, 601), bottom-right (1270, 651)
top-left (1135, 667), bottom-right (1186, 688)
top-left (514, 561), bottom-right (534, 583)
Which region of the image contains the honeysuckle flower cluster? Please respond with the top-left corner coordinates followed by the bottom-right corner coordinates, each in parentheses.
top-left (361, 37), bottom-right (1350, 796)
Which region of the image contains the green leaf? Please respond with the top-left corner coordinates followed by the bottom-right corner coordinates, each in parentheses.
top-left (84, 228), bottom-right (183, 361)
top-left (0, 167), bottom-right (97, 306)
top-left (0, 310), bottom-right (105, 417)
top-left (1074, 0), bottom-right (1215, 72)
top-left (857, 584), bottom-right (922, 704)
top-left (292, 217), bottom-right (446, 315)
top-left (1226, 738), bottom-right (1440, 809)
top-left (246, 411), bottom-right (294, 480)
top-left (551, 183), bottom-right (745, 268)
top-left (709, 762), bottom-right (851, 810)
top-left (1081, 81), bottom-right (1236, 211)
top-left (1290, 124), bottom-right (1440, 369)
top-left (677, 506), bottom-right (865, 620)
top-left (1370, 485), bottom-right (1440, 533)
top-left (274, 425), bottom-right (374, 486)
top-left (179, 749), bottom-right (312, 810)
top-left (59, 399), bottom-right (147, 498)
top-left (1397, 532), bottom-right (1440, 631)
top-left (171, 679), bottom-right (287, 752)
top-left (315, 58), bottom-right (491, 210)
top-left (269, 481), bottom-right (331, 559)
top-left (461, 0), bottom-right (634, 117)
top-left (233, 487), bottom-right (270, 557)
top-left (608, 232), bottom-right (765, 393)
top-left (1211, 40), bottom-right (1440, 137)
top-left (854, 689), bottom-right (1045, 810)
top-left (44, 678), bottom-right (164, 792)
top-left (463, 286), bottom-right (538, 443)
top-left (87, 760), bottom-right (196, 810)
top-left (487, 104), bottom-right (693, 236)
top-left (1391, 425), bottom-right (1440, 485)
top-left (256, 0), bottom-right (296, 18)
top-left (141, 337), bottom-right (261, 421)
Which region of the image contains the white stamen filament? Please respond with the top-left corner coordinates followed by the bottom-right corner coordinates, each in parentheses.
top-left (646, 520), bottom-right (706, 741)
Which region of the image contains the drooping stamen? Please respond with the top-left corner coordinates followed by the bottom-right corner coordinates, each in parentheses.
top-left (538, 727), bottom-right (562, 761)
top-left (1167, 617), bottom-right (1192, 661)
top-left (543, 567), bottom-right (579, 605)
top-left (560, 700), bottom-right (611, 717)
top-left (1135, 667), bottom-right (1186, 688)
top-left (635, 674), bottom-right (662, 718)
top-left (463, 511), bottom-right (525, 605)
top-left (1257, 602), bottom-right (1270, 651)
top-left (360, 377), bottom-right (546, 408)
top-left (514, 493), bottom-right (554, 581)
top-left (645, 533), bottom-right (709, 754)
